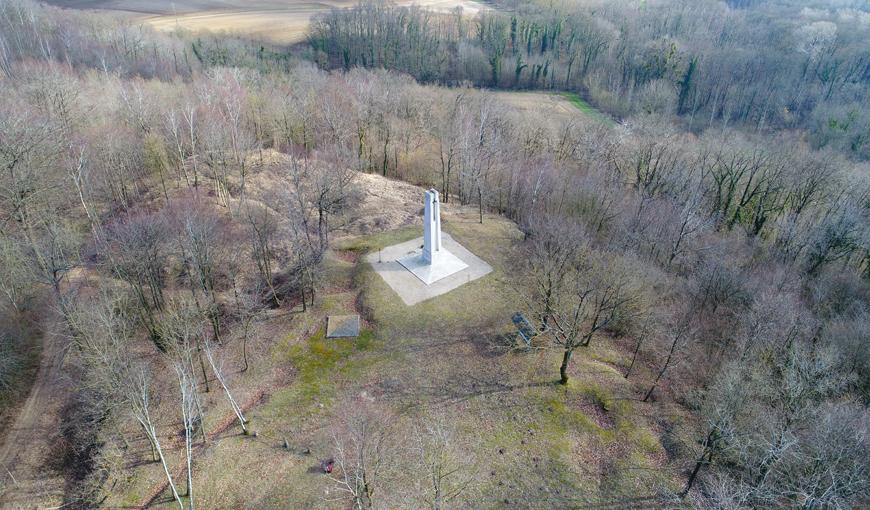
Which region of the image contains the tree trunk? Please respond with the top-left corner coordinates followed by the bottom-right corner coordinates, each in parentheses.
top-left (140, 421), bottom-right (157, 462)
top-left (140, 418), bottom-right (183, 510)
top-left (644, 333), bottom-right (679, 402)
top-left (624, 335), bottom-right (642, 379)
top-left (681, 449), bottom-right (711, 498)
top-left (242, 323), bottom-right (250, 372)
top-left (197, 347), bottom-right (210, 393)
top-left (157, 439), bottom-right (184, 510)
top-left (205, 341), bottom-right (248, 433)
top-left (478, 186), bottom-right (483, 224)
top-left (559, 349), bottom-right (573, 385)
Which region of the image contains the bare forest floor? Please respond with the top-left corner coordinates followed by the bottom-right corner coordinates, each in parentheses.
top-left (44, 1), bottom-right (491, 44)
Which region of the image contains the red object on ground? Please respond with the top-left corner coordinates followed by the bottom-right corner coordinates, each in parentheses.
top-left (322, 459), bottom-right (335, 473)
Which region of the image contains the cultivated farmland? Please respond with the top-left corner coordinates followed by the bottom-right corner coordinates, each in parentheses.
top-left (45, 0), bottom-right (490, 43)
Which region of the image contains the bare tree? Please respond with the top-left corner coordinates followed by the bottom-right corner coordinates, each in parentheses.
top-left (207, 69), bottom-right (257, 210)
top-left (457, 94), bottom-right (507, 224)
top-left (29, 218), bottom-right (80, 313)
top-left (520, 215), bottom-right (584, 332)
top-left (523, 229), bottom-right (645, 385)
top-left (173, 358), bottom-right (198, 508)
top-left (159, 297), bottom-right (211, 400)
top-left (328, 403), bottom-right (395, 510)
top-left (164, 103), bottom-right (200, 190)
top-left (171, 201), bottom-right (228, 342)
top-left (281, 153), bottom-right (354, 310)
top-left (435, 92), bottom-right (463, 203)
top-left (551, 254), bottom-right (644, 385)
top-left (230, 282), bottom-right (265, 372)
top-left (681, 361), bottom-right (747, 497)
top-left (287, 150), bottom-right (357, 252)
top-left (0, 233), bottom-right (33, 312)
top-left (643, 310), bottom-right (693, 402)
top-left (623, 316), bottom-right (652, 379)
top-left (804, 193), bottom-right (866, 276)
top-left (705, 147), bottom-right (788, 235)
top-left (203, 337), bottom-right (248, 434)
top-left (104, 212), bottom-right (168, 345)
top-left (130, 366), bottom-right (184, 510)
top-left (242, 202), bottom-right (280, 302)
top-left (414, 414), bottom-right (477, 509)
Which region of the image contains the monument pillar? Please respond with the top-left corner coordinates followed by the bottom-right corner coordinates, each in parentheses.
top-left (369, 187), bottom-right (492, 304)
top-left (422, 189), bottom-right (442, 264)
top-left (397, 189), bottom-right (468, 285)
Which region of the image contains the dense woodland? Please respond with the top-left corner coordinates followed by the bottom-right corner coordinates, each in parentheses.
top-left (309, 0), bottom-right (870, 159)
top-left (0, 0), bottom-right (868, 508)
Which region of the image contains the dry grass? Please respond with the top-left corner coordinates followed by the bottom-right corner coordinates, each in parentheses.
top-left (242, 150), bottom-right (427, 238)
top-left (46, 1), bottom-right (490, 44)
top-left (495, 91), bottom-right (582, 120)
top-left (495, 91), bottom-right (614, 126)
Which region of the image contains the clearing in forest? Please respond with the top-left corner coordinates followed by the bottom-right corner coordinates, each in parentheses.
top-left (495, 91), bottom-right (615, 126)
top-left (104, 174), bottom-right (679, 508)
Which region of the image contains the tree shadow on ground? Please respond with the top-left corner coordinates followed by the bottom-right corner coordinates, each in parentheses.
top-left (378, 373), bottom-right (556, 409)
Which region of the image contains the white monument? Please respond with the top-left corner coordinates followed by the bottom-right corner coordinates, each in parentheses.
top-left (366, 188), bottom-right (492, 305)
top-left (398, 189), bottom-right (469, 285)
top-left (422, 189), bottom-right (442, 264)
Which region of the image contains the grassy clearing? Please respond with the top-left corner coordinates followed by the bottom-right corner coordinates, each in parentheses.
top-left (495, 90), bottom-right (615, 127)
top-left (275, 328), bottom-right (375, 414)
top-left (125, 207), bottom-right (678, 508)
top-left (348, 211), bottom-right (674, 506)
top-left (558, 92), bottom-right (615, 125)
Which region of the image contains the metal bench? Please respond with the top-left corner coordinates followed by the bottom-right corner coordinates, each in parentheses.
top-left (512, 312), bottom-right (538, 349)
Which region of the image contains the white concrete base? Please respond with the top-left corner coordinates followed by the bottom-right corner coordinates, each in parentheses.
top-left (366, 233), bottom-right (492, 306)
top-left (398, 248), bottom-right (468, 285)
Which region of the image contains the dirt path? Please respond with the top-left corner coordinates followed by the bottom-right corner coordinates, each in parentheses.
top-left (0, 317), bottom-right (68, 509)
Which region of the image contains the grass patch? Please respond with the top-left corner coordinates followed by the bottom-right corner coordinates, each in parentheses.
top-left (267, 326), bottom-right (377, 422)
top-left (335, 225), bottom-right (419, 254)
top-left (357, 217), bottom-right (524, 335)
top-left (540, 393), bottom-right (602, 438)
top-left (559, 92), bottom-right (614, 125)
top-left (355, 328), bottom-right (375, 350)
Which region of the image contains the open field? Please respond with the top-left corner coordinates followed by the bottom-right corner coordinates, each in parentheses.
top-left (45, 1), bottom-right (490, 44)
top-left (495, 91), bottom-right (615, 125)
